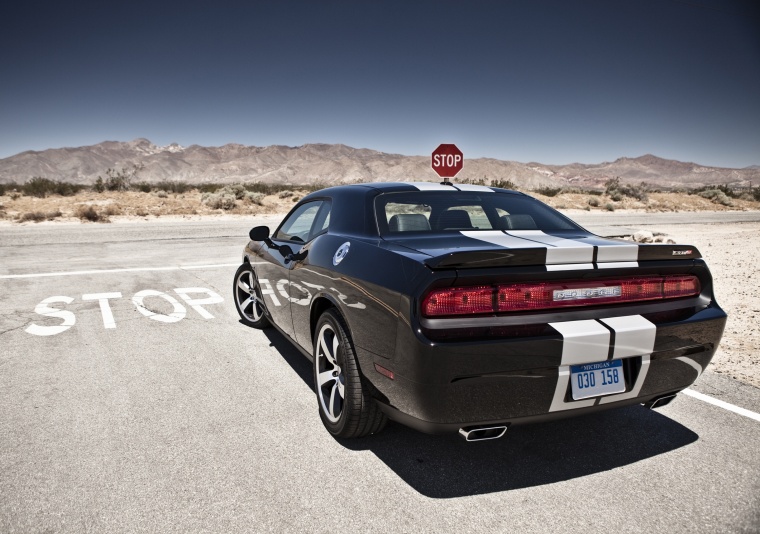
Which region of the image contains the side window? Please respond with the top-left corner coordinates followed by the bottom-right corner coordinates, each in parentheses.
top-left (274, 200), bottom-right (332, 243)
top-left (275, 201), bottom-right (323, 243)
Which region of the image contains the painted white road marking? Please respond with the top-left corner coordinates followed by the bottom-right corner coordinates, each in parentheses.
top-left (132, 290), bottom-right (186, 323)
top-left (0, 263), bottom-right (240, 279)
top-left (82, 292), bottom-right (122, 328)
top-left (24, 296), bottom-right (76, 336)
top-left (174, 288), bottom-right (224, 319)
top-left (683, 388), bottom-right (760, 423)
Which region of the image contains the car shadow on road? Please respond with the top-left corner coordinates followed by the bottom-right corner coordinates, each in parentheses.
top-left (261, 327), bottom-right (699, 499)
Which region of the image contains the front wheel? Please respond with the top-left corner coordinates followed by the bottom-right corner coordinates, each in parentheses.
top-left (314, 309), bottom-right (386, 438)
top-left (233, 263), bottom-right (270, 329)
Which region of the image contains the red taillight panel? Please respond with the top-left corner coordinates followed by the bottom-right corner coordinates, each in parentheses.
top-left (422, 276), bottom-right (700, 317)
top-left (422, 286), bottom-right (493, 316)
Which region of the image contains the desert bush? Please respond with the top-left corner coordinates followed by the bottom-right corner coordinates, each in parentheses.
top-left (156, 190), bottom-right (168, 198)
top-left (490, 179), bottom-right (517, 190)
top-left (588, 197), bottom-right (600, 207)
top-left (103, 204), bottom-right (122, 216)
top-left (753, 188), bottom-right (760, 201)
top-left (133, 181), bottom-right (152, 193)
top-left (245, 182), bottom-right (303, 195)
top-left (154, 180), bottom-right (191, 194)
top-left (19, 210), bottom-right (62, 222)
top-left (76, 205), bottom-right (107, 222)
top-left (605, 203), bottom-right (615, 211)
top-left (605, 177), bottom-right (649, 202)
top-left (690, 184), bottom-right (741, 199)
top-left (278, 190), bottom-right (294, 199)
top-left (202, 192), bottom-right (236, 210)
top-left (561, 186), bottom-right (584, 194)
top-left (245, 192), bottom-right (265, 205)
top-left (198, 183), bottom-right (224, 193)
top-left (535, 186), bottom-right (563, 197)
top-left (697, 189), bottom-right (733, 206)
top-left (21, 177), bottom-right (84, 198)
top-left (96, 164), bottom-right (143, 192)
top-left (0, 182), bottom-right (19, 196)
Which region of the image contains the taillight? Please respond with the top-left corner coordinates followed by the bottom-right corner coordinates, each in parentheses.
top-left (421, 276), bottom-right (700, 317)
top-left (421, 286), bottom-right (493, 316)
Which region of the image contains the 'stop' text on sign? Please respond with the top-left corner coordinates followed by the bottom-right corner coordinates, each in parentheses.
top-left (431, 144), bottom-right (464, 178)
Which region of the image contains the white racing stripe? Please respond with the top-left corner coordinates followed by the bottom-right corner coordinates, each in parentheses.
top-left (549, 320), bottom-right (610, 365)
top-left (507, 230), bottom-right (594, 264)
top-left (546, 263), bottom-right (595, 271)
top-left (0, 263), bottom-right (240, 279)
top-left (460, 230), bottom-right (545, 249)
top-left (682, 389), bottom-right (760, 423)
top-left (412, 182), bottom-right (455, 191)
top-left (597, 262), bottom-right (639, 269)
top-left (599, 315), bottom-right (656, 359)
top-left (453, 184), bottom-right (494, 192)
top-left (549, 314), bottom-right (656, 412)
top-left (596, 244), bottom-right (639, 262)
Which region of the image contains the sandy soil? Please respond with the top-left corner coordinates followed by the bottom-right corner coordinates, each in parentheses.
top-left (649, 222), bottom-right (760, 389)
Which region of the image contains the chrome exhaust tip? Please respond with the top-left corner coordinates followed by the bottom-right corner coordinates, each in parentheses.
top-left (646, 393), bottom-right (678, 410)
top-left (458, 425), bottom-right (508, 442)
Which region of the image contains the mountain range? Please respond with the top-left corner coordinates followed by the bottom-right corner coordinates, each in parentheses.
top-left (1, 138), bottom-right (757, 189)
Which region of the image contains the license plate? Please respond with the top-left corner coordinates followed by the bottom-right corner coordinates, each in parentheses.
top-left (570, 359), bottom-right (625, 400)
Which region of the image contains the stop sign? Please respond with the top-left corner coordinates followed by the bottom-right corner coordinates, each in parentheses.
top-left (431, 144), bottom-right (464, 178)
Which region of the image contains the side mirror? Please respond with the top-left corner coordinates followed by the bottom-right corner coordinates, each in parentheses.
top-left (249, 226), bottom-right (270, 242)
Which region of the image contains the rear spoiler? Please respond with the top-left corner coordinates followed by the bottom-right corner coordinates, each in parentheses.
top-left (424, 244), bottom-right (702, 269)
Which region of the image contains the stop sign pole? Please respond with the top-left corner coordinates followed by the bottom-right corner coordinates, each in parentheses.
top-left (431, 143), bottom-right (463, 184)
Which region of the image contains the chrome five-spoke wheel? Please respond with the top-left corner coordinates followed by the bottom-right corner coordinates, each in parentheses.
top-left (233, 264), bottom-right (270, 328)
top-left (313, 309), bottom-right (387, 438)
top-left (316, 321), bottom-right (345, 422)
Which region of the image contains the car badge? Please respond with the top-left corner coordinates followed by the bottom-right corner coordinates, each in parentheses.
top-left (333, 242), bottom-right (351, 266)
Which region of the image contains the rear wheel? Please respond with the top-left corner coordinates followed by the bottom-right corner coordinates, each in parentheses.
top-left (314, 309), bottom-right (386, 438)
top-left (233, 263), bottom-right (270, 328)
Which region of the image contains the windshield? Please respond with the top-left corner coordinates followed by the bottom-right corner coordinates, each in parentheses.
top-left (375, 191), bottom-right (581, 235)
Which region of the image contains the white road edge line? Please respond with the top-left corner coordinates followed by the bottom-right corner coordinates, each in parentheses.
top-left (683, 388), bottom-right (760, 423)
top-left (0, 263), bottom-right (240, 279)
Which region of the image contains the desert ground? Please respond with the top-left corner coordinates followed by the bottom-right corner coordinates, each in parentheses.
top-left (1, 189), bottom-right (758, 389)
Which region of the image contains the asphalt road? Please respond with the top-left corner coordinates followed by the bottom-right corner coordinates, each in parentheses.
top-left (1, 213), bottom-right (759, 533)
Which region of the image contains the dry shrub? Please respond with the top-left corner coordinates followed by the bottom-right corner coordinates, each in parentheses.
top-left (76, 205), bottom-right (108, 222)
top-left (103, 204), bottom-right (122, 216)
top-left (697, 189), bottom-right (733, 206)
top-left (19, 210), bottom-right (62, 222)
top-left (202, 192), bottom-right (236, 210)
top-left (245, 192), bottom-right (265, 205)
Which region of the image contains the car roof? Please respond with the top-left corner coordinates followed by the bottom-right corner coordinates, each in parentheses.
top-left (293, 182), bottom-right (527, 238)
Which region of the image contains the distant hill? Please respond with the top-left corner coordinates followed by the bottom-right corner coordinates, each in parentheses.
top-left (1, 138), bottom-right (757, 189)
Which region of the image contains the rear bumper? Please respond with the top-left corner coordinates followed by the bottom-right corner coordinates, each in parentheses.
top-left (362, 304), bottom-right (726, 433)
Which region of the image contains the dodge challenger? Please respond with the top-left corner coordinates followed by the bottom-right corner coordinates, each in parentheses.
top-left (233, 182), bottom-right (726, 441)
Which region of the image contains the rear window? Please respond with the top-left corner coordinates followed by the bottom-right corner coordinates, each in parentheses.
top-left (375, 191), bottom-right (580, 234)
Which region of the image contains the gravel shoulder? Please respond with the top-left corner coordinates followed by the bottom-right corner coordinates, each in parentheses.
top-left (637, 221), bottom-right (759, 388)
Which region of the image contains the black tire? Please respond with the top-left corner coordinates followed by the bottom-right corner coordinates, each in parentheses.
top-left (233, 263), bottom-right (271, 329)
top-left (313, 309), bottom-right (387, 438)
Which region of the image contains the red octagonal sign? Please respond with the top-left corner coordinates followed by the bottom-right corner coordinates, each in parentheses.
top-left (431, 143), bottom-right (463, 178)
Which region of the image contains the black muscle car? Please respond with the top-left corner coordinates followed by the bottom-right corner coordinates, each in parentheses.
top-left (233, 182), bottom-right (726, 441)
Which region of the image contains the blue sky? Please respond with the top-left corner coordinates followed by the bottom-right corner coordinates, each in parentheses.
top-left (1, 0), bottom-right (758, 167)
